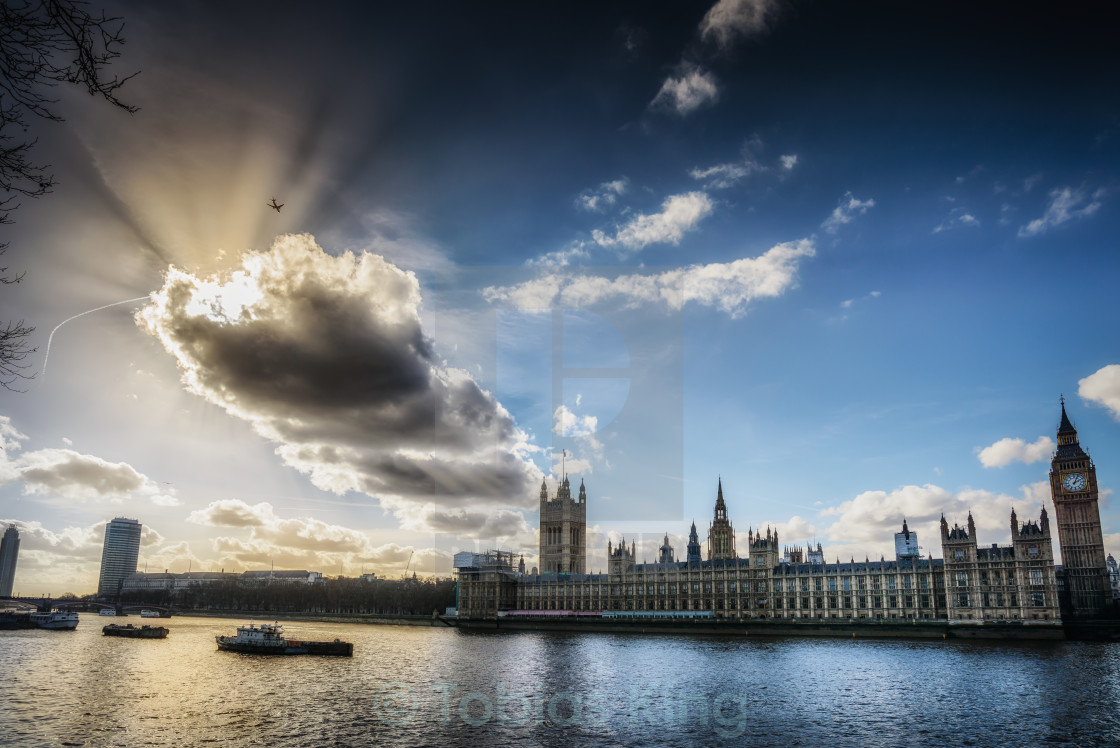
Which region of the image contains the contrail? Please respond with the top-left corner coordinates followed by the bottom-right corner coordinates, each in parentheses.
top-left (42, 297), bottom-right (151, 381)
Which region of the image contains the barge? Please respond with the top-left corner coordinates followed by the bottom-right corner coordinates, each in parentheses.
top-left (103, 623), bottom-right (169, 639)
top-left (216, 622), bottom-right (353, 656)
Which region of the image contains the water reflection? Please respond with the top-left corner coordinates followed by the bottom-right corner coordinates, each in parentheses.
top-left (1, 615), bottom-right (1118, 746)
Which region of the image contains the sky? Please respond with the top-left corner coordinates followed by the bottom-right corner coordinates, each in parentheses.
top-left (1, 0), bottom-right (1119, 596)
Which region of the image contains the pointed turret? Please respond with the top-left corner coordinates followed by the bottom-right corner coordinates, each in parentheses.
top-left (967, 511), bottom-right (976, 538)
top-left (1058, 395), bottom-right (1077, 438)
top-left (540, 478), bottom-right (548, 501)
top-left (1056, 396), bottom-right (1089, 459)
top-left (686, 521), bottom-right (702, 565)
top-left (578, 478), bottom-right (586, 503)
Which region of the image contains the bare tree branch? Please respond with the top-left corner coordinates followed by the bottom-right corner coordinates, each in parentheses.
top-left (0, 318), bottom-right (35, 390)
top-left (1, 0), bottom-right (138, 385)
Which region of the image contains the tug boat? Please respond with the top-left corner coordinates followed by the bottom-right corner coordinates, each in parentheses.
top-left (29, 610), bottom-right (79, 630)
top-left (215, 622), bottom-right (352, 656)
top-left (103, 623), bottom-right (169, 639)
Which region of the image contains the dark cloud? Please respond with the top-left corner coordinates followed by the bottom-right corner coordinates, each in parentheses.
top-left (140, 235), bottom-right (541, 533)
top-left (19, 452), bottom-right (146, 496)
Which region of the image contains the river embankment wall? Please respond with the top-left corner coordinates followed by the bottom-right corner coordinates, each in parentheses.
top-left (454, 617), bottom-right (1069, 640)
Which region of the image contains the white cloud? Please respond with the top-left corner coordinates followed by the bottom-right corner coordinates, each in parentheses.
top-left (977, 436), bottom-right (1055, 468)
top-left (690, 135), bottom-right (788, 189)
top-left (649, 65), bottom-right (720, 116)
top-left (821, 192), bottom-right (875, 234)
top-left (839, 290), bottom-right (880, 310)
top-left (525, 243), bottom-right (591, 268)
top-left (188, 499), bottom-right (272, 527)
top-left (819, 483), bottom-right (1049, 560)
top-left (690, 162), bottom-right (753, 189)
top-left (933, 209), bottom-right (980, 234)
top-left (1080, 364), bottom-right (1120, 420)
top-left (1018, 186), bottom-right (1104, 237)
top-left (576, 178), bottom-right (629, 213)
top-left (700, 0), bottom-right (779, 50)
top-left (551, 405), bottom-right (606, 475)
top-left (591, 191), bottom-right (713, 253)
top-left (553, 405), bottom-right (598, 438)
top-left (484, 238), bottom-right (815, 319)
top-left (137, 234), bottom-right (541, 536)
top-left (0, 417), bottom-right (179, 505)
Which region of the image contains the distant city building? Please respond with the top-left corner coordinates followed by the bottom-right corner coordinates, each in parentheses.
top-left (241, 570), bottom-right (324, 584)
top-left (97, 518), bottom-right (142, 598)
top-left (0, 524), bottom-right (20, 597)
top-left (895, 520), bottom-right (920, 560)
top-left (121, 569), bottom-right (325, 594)
top-left (1049, 399), bottom-right (1113, 618)
top-left (1107, 555), bottom-right (1119, 601)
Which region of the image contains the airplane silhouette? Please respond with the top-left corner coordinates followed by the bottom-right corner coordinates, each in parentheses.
top-left (268, 198), bottom-right (284, 212)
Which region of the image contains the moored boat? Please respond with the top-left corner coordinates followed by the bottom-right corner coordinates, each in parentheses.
top-left (98, 608), bottom-right (118, 617)
top-left (215, 622), bottom-right (352, 656)
top-left (29, 610), bottom-right (79, 630)
top-left (103, 623), bottom-right (169, 639)
top-left (139, 609), bottom-right (161, 618)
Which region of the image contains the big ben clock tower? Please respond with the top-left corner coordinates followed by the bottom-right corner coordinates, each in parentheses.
top-left (1049, 398), bottom-right (1111, 618)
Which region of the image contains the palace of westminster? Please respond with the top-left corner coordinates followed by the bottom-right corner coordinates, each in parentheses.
top-left (456, 402), bottom-right (1118, 623)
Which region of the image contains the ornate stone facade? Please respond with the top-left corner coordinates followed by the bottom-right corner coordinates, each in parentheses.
top-left (457, 404), bottom-right (1090, 625)
top-left (941, 509), bottom-right (1060, 622)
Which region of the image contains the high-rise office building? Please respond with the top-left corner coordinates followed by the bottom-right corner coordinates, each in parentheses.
top-left (97, 517), bottom-right (142, 598)
top-left (0, 524), bottom-right (20, 596)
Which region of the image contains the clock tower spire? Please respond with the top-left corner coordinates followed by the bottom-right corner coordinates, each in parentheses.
top-left (1049, 398), bottom-right (1111, 618)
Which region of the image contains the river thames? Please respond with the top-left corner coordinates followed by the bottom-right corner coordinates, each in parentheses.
top-left (1, 614), bottom-right (1118, 746)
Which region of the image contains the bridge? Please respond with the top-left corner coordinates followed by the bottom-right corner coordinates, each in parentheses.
top-left (0, 597), bottom-right (173, 615)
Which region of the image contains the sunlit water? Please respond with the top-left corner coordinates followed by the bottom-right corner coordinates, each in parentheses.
top-left (1, 614), bottom-right (1119, 746)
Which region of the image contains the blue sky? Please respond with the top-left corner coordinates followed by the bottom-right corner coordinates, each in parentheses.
top-left (1, 1), bottom-right (1118, 594)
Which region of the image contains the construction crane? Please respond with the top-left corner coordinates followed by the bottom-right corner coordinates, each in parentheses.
top-left (402, 550), bottom-right (415, 579)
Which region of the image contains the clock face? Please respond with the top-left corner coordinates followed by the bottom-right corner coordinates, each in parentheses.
top-left (1063, 473), bottom-right (1087, 492)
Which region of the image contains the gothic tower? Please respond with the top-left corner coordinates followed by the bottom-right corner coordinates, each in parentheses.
top-left (941, 512), bottom-right (982, 620)
top-left (538, 474), bottom-right (587, 575)
top-left (686, 522), bottom-right (702, 565)
top-left (658, 534), bottom-right (676, 565)
top-left (707, 478), bottom-right (736, 561)
top-left (1049, 399), bottom-right (1111, 617)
